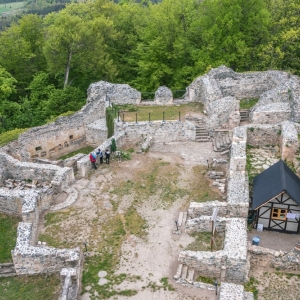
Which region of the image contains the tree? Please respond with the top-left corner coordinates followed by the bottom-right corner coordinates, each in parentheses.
top-left (111, 138), bottom-right (117, 152)
top-left (0, 66), bottom-right (17, 102)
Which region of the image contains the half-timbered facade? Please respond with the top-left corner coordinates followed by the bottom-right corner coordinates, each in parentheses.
top-left (252, 160), bottom-right (300, 233)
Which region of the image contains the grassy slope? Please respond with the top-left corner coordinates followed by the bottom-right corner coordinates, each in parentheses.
top-left (0, 213), bottom-right (20, 262)
top-left (0, 1), bottom-right (25, 14)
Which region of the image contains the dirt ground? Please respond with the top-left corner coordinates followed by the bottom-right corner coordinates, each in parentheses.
top-left (38, 140), bottom-right (300, 300)
top-left (248, 230), bottom-right (300, 252)
top-left (38, 141), bottom-right (224, 300)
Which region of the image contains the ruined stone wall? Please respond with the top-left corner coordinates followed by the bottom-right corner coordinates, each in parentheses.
top-left (12, 223), bottom-right (81, 275)
top-left (85, 119), bottom-right (107, 147)
top-left (248, 245), bottom-right (300, 271)
top-left (180, 218), bottom-right (249, 284)
top-left (5, 93), bottom-right (107, 162)
top-left (154, 86), bottom-right (173, 105)
top-left (115, 120), bottom-right (196, 144)
top-left (280, 121), bottom-right (299, 161)
top-left (185, 216), bottom-right (227, 234)
top-left (87, 81), bottom-right (141, 105)
top-left (250, 103), bottom-right (291, 124)
top-left (77, 131), bottom-right (126, 177)
top-left (246, 124), bottom-right (280, 147)
top-left (0, 152), bottom-right (74, 193)
top-left (188, 201), bottom-right (248, 219)
top-left (0, 190), bottom-right (22, 216)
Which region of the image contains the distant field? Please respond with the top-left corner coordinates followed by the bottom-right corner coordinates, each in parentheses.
top-left (0, 1), bottom-right (25, 14)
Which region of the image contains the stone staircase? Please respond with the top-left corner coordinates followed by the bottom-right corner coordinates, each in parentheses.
top-left (212, 131), bottom-right (232, 153)
top-left (240, 110), bottom-right (249, 122)
top-left (0, 263), bottom-right (16, 277)
top-left (174, 263), bottom-right (195, 283)
top-left (195, 120), bottom-right (210, 142)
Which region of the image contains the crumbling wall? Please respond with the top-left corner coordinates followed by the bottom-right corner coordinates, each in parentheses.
top-left (280, 121), bottom-right (299, 161)
top-left (246, 124), bottom-right (280, 147)
top-left (180, 218), bottom-right (249, 284)
top-left (115, 120), bottom-right (196, 144)
top-left (87, 81), bottom-right (141, 105)
top-left (154, 86), bottom-right (173, 105)
top-left (12, 223), bottom-right (81, 275)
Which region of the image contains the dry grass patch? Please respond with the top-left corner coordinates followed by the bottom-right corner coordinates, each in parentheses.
top-left (185, 231), bottom-right (224, 252)
top-left (114, 102), bottom-right (203, 122)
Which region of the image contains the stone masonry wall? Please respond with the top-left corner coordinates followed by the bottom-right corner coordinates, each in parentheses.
top-left (87, 81), bottom-right (141, 105)
top-left (185, 216), bottom-right (227, 234)
top-left (280, 121), bottom-right (299, 161)
top-left (188, 201), bottom-right (248, 219)
top-left (179, 218), bottom-right (249, 284)
top-left (12, 223), bottom-right (81, 275)
top-left (115, 120), bottom-right (196, 144)
top-left (246, 124), bottom-right (280, 147)
top-left (0, 152), bottom-right (74, 193)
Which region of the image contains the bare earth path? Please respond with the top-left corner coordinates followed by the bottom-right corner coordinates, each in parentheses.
top-left (39, 141), bottom-right (222, 300)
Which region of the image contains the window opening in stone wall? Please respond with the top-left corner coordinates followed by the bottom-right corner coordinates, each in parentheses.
top-left (271, 208), bottom-right (287, 220)
top-left (69, 135), bottom-right (73, 139)
top-left (35, 146), bottom-right (42, 151)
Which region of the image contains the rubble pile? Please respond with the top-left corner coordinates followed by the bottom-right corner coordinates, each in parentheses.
top-left (1, 179), bottom-right (51, 190)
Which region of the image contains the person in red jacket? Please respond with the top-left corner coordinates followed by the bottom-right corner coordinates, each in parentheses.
top-left (89, 152), bottom-right (97, 169)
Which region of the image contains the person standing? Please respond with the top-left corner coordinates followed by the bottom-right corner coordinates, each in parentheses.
top-left (89, 152), bottom-right (97, 169)
top-left (105, 149), bottom-right (110, 164)
top-left (96, 148), bottom-right (103, 164)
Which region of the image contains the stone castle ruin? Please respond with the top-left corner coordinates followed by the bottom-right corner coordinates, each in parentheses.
top-left (1, 66), bottom-right (300, 299)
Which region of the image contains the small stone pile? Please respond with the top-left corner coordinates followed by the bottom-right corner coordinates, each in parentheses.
top-left (208, 171), bottom-right (226, 193)
top-left (1, 179), bottom-right (51, 190)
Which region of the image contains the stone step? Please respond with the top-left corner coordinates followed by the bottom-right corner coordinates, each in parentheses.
top-left (178, 212), bottom-right (184, 226)
top-left (196, 132), bottom-right (209, 136)
top-left (186, 268), bottom-right (195, 283)
top-left (181, 265), bottom-right (188, 281)
top-left (196, 138), bottom-right (210, 142)
top-left (182, 212), bottom-right (187, 226)
top-left (174, 264), bottom-right (183, 280)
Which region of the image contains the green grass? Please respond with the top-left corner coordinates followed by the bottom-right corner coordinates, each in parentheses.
top-left (240, 98), bottom-right (259, 109)
top-left (244, 276), bottom-right (259, 299)
top-left (0, 128), bottom-right (28, 147)
top-left (185, 231), bottom-right (224, 252)
top-left (81, 215), bottom-right (139, 299)
top-left (113, 102), bottom-right (203, 122)
top-left (0, 274), bottom-right (60, 300)
top-left (58, 146), bottom-right (94, 160)
top-left (0, 213), bottom-right (20, 262)
top-left (0, 1), bottom-right (25, 14)
top-left (124, 206), bottom-right (148, 238)
top-left (194, 275), bottom-right (216, 285)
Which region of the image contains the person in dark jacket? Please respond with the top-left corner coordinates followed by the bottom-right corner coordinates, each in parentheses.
top-left (89, 152), bottom-right (97, 169)
top-left (105, 149), bottom-right (110, 164)
top-left (96, 148), bottom-right (103, 164)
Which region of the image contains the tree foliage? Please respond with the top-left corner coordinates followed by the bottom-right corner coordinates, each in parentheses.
top-left (0, 0), bottom-right (300, 131)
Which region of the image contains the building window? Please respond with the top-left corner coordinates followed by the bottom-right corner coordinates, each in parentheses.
top-left (35, 146), bottom-right (42, 151)
top-left (271, 208), bottom-right (287, 220)
top-left (69, 135), bottom-right (73, 139)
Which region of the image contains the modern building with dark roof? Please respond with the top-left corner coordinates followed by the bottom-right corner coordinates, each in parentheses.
top-left (252, 159), bottom-right (300, 233)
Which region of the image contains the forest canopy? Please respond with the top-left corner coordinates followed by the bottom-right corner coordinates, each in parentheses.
top-left (0, 0), bottom-right (299, 131)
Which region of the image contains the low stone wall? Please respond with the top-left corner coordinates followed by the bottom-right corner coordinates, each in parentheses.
top-left (179, 218), bottom-right (249, 284)
top-left (0, 152), bottom-right (74, 193)
top-left (115, 120), bottom-right (196, 144)
top-left (77, 131), bottom-right (126, 177)
top-left (59, 268), bottom-right (79, 300)
top-left (185, 216), bottom-right (227, 234)
top-left (218, 282), bottom-right (254, 300)
top-left (12, 222), bottom-right (81, 275)
top-left (188, 201), bottom-right (248, 219)
top-left (249, 245), bottom-right (300, 271)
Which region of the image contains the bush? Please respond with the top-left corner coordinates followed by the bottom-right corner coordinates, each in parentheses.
top-left (0, 128), bottom-right (28, 146)
top-left (106, 107), bottom-right (114, 138)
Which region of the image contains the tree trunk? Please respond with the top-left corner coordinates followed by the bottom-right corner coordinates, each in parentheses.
top-left (64, 50), bottom-right (72, 89)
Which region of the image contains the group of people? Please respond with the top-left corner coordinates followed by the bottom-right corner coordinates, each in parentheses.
top-left (89, 148), bottom-right (110, 169)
